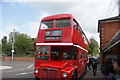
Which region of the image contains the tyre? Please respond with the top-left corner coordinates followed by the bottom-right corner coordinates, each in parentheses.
top-left (35, 76), bottom-right (40, 80)
top-left (84, 65), bottom-right (87, 74)
top-left (71, 71), bottom-right (77, 80)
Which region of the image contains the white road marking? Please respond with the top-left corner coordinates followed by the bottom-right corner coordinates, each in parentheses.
top-left (16, 72), bottom-right (28, 75)
top-left (27, 64), bottom-right (33, 69)
top-left (29, 71), bottom-right (34, 73)
top-left (0, 66), bottom-right (12, 70)
top-left (16, 71), bottom-right (34, 75)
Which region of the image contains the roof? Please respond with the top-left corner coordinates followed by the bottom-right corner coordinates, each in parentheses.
top-left (41, 14), bottom-right (74, 21)
top-left (99, 16), bottom-right (120, 22)
top-left (98, 16), bottom-right (120, 32)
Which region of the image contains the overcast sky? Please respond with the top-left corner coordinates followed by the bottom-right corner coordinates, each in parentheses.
top-left (0, 0), bottom-right (119, 44)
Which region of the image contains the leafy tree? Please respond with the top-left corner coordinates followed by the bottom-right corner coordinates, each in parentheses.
top-left (0, 42), bottom-right (2, 56)
top-left (14, 33), bottom-right (34, 56)
top-left (1, 32), bottom-right (36, 57)
top-left (88, 38), bottom-right (99, 56)
top-left (9, 32), bottom-right (20, 45)
top-left (8, 32), bottom-right (33, 56)
top-left (1, 36), bottom-right (11, 56)
top-left (31, 38), bottom-right (36, 51)
top-left (0, 43), bottom-right (1, 48)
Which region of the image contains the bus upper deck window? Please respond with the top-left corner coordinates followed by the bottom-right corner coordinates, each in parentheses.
top-left (73, 20), bottom-right (78, 30)
top-left (40, 20), bottom-right (53, 29)
top-left (56, 19), bottom-right (70, 28)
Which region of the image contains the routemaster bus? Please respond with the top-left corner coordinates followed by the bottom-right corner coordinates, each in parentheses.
top-left (34, 14), bottom-right (88, 80)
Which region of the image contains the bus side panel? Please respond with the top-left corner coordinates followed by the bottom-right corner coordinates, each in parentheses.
top-left (72, 29), bottom-right (83, 45)
top-left (72, 29), bottom-right (88, 51)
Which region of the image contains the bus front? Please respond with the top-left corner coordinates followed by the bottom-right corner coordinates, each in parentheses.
top-left (34, 14), bottom-right (88, 80)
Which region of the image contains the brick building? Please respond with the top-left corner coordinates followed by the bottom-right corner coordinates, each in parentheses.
top-left (98, 16), bottom-right (120, 67)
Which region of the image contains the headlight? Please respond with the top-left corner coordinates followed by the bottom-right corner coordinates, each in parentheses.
top-left (34, 69), bottom-right (39, 73)
top-left (62, 72), bottom-right (68, 78)
top-left (51, 30), bottom-right (62, 36)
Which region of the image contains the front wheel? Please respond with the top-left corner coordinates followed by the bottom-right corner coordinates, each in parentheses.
top-left (71, 72), bottom-right (77, 80)
top-left (84, 65), bottom-right (87, 74)
top-left (35, 76), bottom-right (40, 80)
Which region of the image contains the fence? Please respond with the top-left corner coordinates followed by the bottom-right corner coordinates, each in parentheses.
top-left (0, 57), bottom-right (34, 61)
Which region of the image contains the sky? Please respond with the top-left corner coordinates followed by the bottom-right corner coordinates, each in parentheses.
top-left (0, 0), bottom-right (119, 44)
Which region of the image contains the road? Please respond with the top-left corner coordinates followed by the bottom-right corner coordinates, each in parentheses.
top-left (1, 61), bottom-right (103, 80)
top-left (1, 61), bottom-right (34, 80)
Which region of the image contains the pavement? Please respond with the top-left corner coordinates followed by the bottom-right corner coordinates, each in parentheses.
top-left (80, 65), bottom-right (104, 79)
top-left (1, 61), bottom-right (104, 80)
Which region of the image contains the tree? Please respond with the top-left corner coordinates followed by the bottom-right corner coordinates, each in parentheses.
top-left (9, 32), bottom-right (20, 45)
top-left (1, 36), bottom-right (11, 56)
top-left (9, 33), bottom-right (34, 56)
top-left (31, 38), bottom-right (36, 51)
top-left (88, 38), bottom-right (99, 56)
top-left (0, 42), bottom-right (2, 56)
top-left (1, 32), bottom-right (35, 57)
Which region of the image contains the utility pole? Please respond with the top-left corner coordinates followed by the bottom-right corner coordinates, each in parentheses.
top-left (11, 29), bottom-right (15, 61)
top-left (118, 0), bottom-right (120, 16)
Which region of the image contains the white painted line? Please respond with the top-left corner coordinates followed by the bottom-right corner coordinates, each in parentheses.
top-left (29, 71), bottom-right (34, 73)
top-left (0, 66), bottom-right (12, 70)
top-left (27, 64), bottom-right (33, 69)
top-left (16, 73), bottom-right (28, 75)
top-left (16, 71), bottom-right (34, 75)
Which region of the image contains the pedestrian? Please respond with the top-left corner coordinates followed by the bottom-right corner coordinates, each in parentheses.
top-left (113, 59), bottom-right (120, 80)
top-left (87, 57), bottom-right (92, 70)
top-left (102, 58), bottom-right (115, 80)
top-left (91, 57), bottom-right (98, 76)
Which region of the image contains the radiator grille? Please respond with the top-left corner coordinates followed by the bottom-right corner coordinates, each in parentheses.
top-left (41, 68), bottom-right (58, 80)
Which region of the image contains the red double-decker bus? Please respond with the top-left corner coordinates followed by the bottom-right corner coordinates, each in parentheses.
top-left (34, 14), bottom-right (88, 80)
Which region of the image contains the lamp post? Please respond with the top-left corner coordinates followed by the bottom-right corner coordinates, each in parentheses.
top-left (118, 0), bottom-right (120, 16)
top-left (11, 29), bottom-right (15, 61)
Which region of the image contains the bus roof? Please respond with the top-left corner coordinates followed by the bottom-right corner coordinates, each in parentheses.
top-left (41, 14), bottom-right (74, 21)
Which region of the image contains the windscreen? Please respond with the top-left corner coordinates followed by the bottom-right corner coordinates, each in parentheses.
top-left (62, 52), bottom-right (76, 60)
top-left (36, 46), bottom-right (49, 60)
top-left (50, 46), bottom-right (77, 60)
